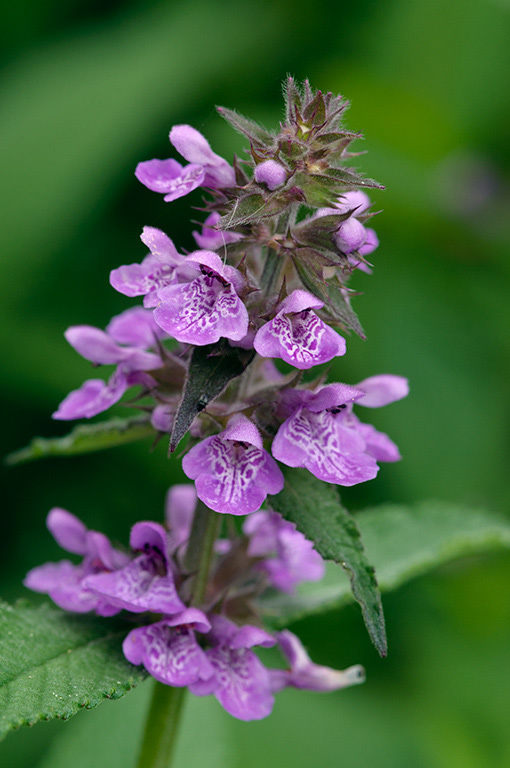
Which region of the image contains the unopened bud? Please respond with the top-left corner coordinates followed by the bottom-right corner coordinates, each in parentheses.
top-left (254, 160), bottom-right (287, 190)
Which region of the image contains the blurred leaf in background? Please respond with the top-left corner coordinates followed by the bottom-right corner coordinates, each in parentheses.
top-left (1, 0), bottom-right (509, 766)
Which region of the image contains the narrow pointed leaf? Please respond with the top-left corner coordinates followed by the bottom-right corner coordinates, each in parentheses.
top-left (0, 601), bottom-right (146, 740)
top-left (5, 416), bottom-right (154, 465)
top-left (293, 257), bottom-right (365, 337)
top-left (216, 106), bottom-right (272, 146)
top-left (170, 341), bottom-right (255, 451)
top-left (269, 468), bottom-right (387, 657)
top-left (261, 500), bottom-right (510, 625)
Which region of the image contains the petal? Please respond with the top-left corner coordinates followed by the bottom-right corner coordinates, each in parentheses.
top-left (135, 158), bottom-right (205, 199)
top-left (356, 421), bottom-right (402, 462)
top-left (106, 306), bottom-right (164, 348)
top-left (85, 553), bottom-right (184, 615)
top-left (24, 561), bottom-right (102, 613)
top-left (221, 414), bottom-right (263, 448)
top-left (275, 630), bottom-right (365, 692)
top-left (356, 375), bottom-right (409, 408)
top-left (46, 508), bottom-right (88, 555)
top-left (140, 226), bottom-right (181, 264)
top-left (64, 326), bottom-right (127, 365)
top-left (183, 436), bottom-right (284, 516)
top-left (254, 311), bottom-right (345, 370)
top-left (154, 273), bottom-right (248, 346)
top-left (279, 289), bottom-right (323, 314)
top-left (272, 408), bottom-right (379, 486)
top-left (165, 485), bottom-right (197, 552)
top-left (206, 646), bottom-right (274, 721)
top-left (192, 212), bottom-right (244, 250)
top-left (52, 369), bottom-right (129, 420)
top-left (109, 258), bottom-right (174, 299)
top-left (123, 622), bottom-right (214, 687)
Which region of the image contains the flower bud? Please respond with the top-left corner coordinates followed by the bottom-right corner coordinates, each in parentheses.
top-left (254, 160), bottom-right (287, 190)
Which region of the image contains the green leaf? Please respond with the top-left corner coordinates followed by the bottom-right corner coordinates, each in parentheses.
top-left (261, 500), bottom-right (510, 625)
top-left (292, 257), bottom-right (365, 337)
top-left (0, 601), bottom-right (146, 740)
top-left (170, 341), bottom-right (255, 451)
top-left (218, 193), bottom-right (288, 229)
top-left (216, 106), bottom-right (272, 146)
top-left (269, 468), bottom-right (387, 657)
top-left (5, 416), bottom-right (154, 465)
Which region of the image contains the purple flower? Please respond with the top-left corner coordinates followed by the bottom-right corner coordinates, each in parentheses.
top-left (192, 212), bottom-right (244, 251)
top-left (243, 511), bottom-right (324, 593)
top-left (24, 508), bottom-right (129, 616)
top-left (271, 377), bottom-right (408, 485)
top-left (165, 484), bottom-right (197, 554)
top-left (254, 160), bottom-right (287, 190)
top-left (316, 190), bottom-right (379, 265)
top-left (123, 608), bottom-right (214, 687)
top-left (135, 158), bottom-right (205, 202)
top-left (153, 251), bottom-right (249, 345)
top-left (182, 414), bottom-right (284, 515)
top-left (253, 289), bottom-right (346, 369)
top-left (189, 614), bottom-right (276, 721)
top-left (169, 125), bottom-right (236, 189)
top-left (110, 227), bottom-right (185, 307)
top-left (53, 307), bottom-right (163, 421)
top-left (270, 630), bottom-right (365, 692)
top-left (84, 521), bottom-right (185, 615)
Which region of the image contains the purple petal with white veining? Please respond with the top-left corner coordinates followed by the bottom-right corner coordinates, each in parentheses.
top-left (254, 308), bottom-right (346, 369)
top-left (123, 618), bottom-right (214, 687)
top-left (272, 406), bottom-right (378, 486)
top-left (182, 425), bottom-right (284, 515)
top-left (84, 551), bottom-right (185, 615)
top-left (202, 645), bottom-right (274, 721)
top-left (154, 261), bottom-right (248, 345)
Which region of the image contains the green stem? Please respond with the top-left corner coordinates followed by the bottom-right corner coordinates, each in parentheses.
top-left (136, 502), bottom-right (220, 768)
top-left (136, 682), bottom-right (187, 768)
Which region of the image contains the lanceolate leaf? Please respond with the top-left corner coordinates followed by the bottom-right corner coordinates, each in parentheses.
top-left (0, 601), bottom-right (146, 740)
top-left (170, 341), bottom-right (255, 451)
top-left (293, 257), bottom-right (365, 337)
top-left (261, 500), bottom-right (510, 625)
top-left (269, 468), bottom-right (387, 657)
top-left (5, 416), bottom-right (154, 465)
top-left (216, 106), bottom-right (273, 147)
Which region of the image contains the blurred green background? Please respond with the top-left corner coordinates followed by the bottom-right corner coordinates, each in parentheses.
top-left (1, 0), bottom-right (509, 765)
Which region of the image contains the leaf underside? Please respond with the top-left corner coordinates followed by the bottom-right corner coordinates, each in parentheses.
top-left (5, 415), bottom-right (154, 465)
top-left (0, 601), bottom-right (146, 740)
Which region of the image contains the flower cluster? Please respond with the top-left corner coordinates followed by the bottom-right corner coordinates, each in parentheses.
top-left (30, 79), bottom-right (409, 719)
top-left (53, 79), bottom-right (408, 517)
top-left (26, 488), bottom-right (364, 721)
